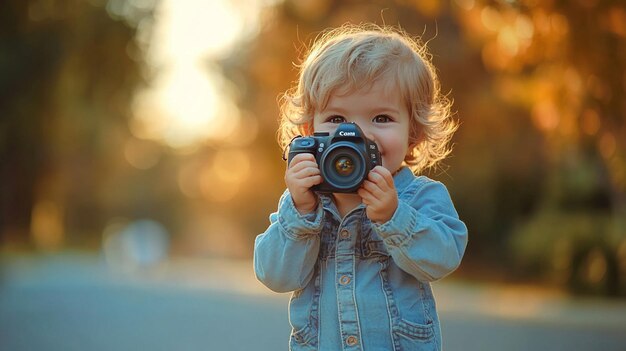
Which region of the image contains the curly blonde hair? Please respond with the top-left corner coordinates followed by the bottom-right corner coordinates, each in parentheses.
top-left (278, 23), bottom-right (457, 174)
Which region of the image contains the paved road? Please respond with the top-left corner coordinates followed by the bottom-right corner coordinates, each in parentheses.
top-left (1, 253), bottom-right (625, 350)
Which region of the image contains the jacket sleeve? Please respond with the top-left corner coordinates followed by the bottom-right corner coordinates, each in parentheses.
top-left (253, 190), bottom-right (324, 293)
top-left (372, 180), bottom-right (468, 282)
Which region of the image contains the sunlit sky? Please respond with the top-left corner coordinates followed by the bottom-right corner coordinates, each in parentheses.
top-left (131, 0), bottom-right (265, 150)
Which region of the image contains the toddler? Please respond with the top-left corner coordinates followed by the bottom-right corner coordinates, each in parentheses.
top-left (254, 24), bottom-right (468, 351)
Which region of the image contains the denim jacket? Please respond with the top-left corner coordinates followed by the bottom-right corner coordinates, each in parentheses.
top-left (254, 167), bottom-right (468, 351)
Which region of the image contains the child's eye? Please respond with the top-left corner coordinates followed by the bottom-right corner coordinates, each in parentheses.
top-left (326, 115), bottom-right (345, 124)
top-left (373, 115), bottom-right (393, 123)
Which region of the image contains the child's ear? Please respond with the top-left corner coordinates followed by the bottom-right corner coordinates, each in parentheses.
top-left (406, 142), bottom-right (418, 159)
top-left (406, 130), bottom-right (423, 159)
top-left (409, 124), bottom-right (425, 147)
top-left (407, 132), bottom-right (421, 150)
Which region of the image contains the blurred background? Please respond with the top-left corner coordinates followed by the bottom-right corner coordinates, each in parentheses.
top-left (1, 0), bottom-right (626, 350)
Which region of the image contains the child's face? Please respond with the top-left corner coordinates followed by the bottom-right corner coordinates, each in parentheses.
top-left (313, 79), bottom-right (412, 175)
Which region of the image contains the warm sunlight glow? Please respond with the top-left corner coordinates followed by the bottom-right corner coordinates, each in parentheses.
top-left (30, 200), bottom-right (64, 251)
top-left (454, 0), bottom-right (475, 11)
top-left (124, 137), bottom-right (161, 169)
top-left (532, 100), bottom-right (560, 131)
top-left (130, 0), bottom-right (260, 149)
top-left (199, 149), bottom-right (252, 202)
top-left (154, 0), bottom-right (243, 61)
top-left (481, 6), bottom-right (502, 31)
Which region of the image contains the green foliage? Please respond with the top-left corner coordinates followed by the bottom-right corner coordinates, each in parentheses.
top-left (509, 208), bottom-right (625, 295)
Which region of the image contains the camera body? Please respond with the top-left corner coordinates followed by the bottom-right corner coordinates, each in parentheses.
top-left (287, 122), bottom-right (381, 193)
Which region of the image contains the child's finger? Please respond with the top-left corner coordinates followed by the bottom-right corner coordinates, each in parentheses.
top-left (367, 171), bottom-right (390, 192)
top-left (299, 175), bottom-right (322, 188)
top-left (288, 159), bottom-right (319, 174)
top-left (289, 159), bottom-right (317, 171)
top-left (290, 175), bottom-right (321, 195)
top-left (293, 166), bottom-right (320, 179)
top-left (357, 188), bottom-right (374, 205)
top-left (371, 166), bottom-right (395, 189)
top-left (290, 152), bottom-right (316, 163)
top-left (361, 180), bottom-right (384, 201)
top-left (288, 153), bottom-right (316, 169)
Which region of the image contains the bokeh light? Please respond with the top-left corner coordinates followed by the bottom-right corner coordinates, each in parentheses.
top-left (2, 1), bottom-right (626, 350)
top-left (103, 218), bottom-right (170, 271)
top-left (129, 0), bottom-right (255, 150)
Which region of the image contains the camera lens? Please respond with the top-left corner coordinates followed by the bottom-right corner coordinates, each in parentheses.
top-left (334, 156), bottom-right (354, 176)
top-left (320, 142), bottom-right (366, 192)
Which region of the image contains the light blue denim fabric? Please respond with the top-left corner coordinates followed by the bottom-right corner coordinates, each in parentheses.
top-left (254, 167), bottom-right (468, 351)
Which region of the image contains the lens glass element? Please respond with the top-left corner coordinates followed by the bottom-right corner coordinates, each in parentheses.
top-left (334, 156), bottom-right (354, 176)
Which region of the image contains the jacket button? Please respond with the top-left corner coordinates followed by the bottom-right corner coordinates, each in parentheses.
top-left (339, 275), bottom-right (351, 285)
top-left (340, 229), bottom-right (350, 239)
top-left (346, 336), bottom-right (358, 346)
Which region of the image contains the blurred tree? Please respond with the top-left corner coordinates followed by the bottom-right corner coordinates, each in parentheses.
top-left (452, 0), bottom-right (626, 292)
top-left (3, 0), bottom-right (623, 288)
top-left (0, 0), bottom-right (157, 248)
top-left (223, 0), bottom-right (625, 285)
top-left (453, 0), bottom-right (625, 211)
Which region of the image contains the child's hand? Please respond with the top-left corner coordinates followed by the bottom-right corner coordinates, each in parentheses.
top-left (358, 166), bottom-right (398, 223)
top-left (285, 153), bottom-right (322, 215)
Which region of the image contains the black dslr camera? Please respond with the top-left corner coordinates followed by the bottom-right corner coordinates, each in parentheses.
top-left (287, 123), bottom-right (381, 193)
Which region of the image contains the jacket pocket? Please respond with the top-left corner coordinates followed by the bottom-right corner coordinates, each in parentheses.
top-left (362, 240), bottom-right (390, 259)
top-left (290, 323), bottom-right (317, 350)
top-left (394, 319), bottom-right (439, 351)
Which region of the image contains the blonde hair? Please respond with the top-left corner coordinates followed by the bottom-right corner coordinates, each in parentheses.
top-left (278, 23), bottom-right (457, 174)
